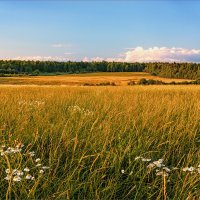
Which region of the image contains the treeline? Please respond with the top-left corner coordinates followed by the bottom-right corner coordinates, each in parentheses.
top-left (144, 62), bottom-right (200, 80)
top-left (0, 60), bottom-right (145, 75)
top-left (0, 60), bottom-right (199, 80)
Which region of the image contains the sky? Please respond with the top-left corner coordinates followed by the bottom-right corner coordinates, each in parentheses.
top-left (0, 1), bottom-right (200, 62)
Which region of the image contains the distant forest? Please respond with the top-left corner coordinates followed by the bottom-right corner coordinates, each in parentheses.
top-left (0, 60), bottom-right (199, 80)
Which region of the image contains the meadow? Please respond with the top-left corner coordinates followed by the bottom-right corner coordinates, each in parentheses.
top-left (0, 85), bottom-right (199, 199)
top-left (0, 72), bottom-right (192, 86)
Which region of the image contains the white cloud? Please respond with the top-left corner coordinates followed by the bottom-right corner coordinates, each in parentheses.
top-left (10, 56), bottom-right (71, 62)
top-left (82, 56), bottom-right (123, 62)
top-left (83, 47), bottom-right (200, 63)
top-left (3, 46), bottom-right (200, 63)
top-left (51, 44), bottom-right (71, 48)
top-left (123, 46), bottom-right (200, 63)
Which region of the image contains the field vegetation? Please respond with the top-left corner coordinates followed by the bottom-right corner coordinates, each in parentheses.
top-left (0, 85), bottom-right (199, 199)
top-left (0, 72), bottom-right (193, 86)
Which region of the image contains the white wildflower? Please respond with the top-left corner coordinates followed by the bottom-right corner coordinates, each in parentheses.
top-left (163, 167), bottom-right (171, 172)
top-left (141, 158), bottom-right (151, 162)
top-left (183, 167), bottom-right (195, 172)
top-left (42, 166), bottom-right (50, 170)
top-left (25, 174), bottom-right (32, 180)
top-left (39, 170), bottom-right (44, 174)
top-left (17, 171), bottom-right (24, 176)
top-left (24, 167), bottom-right (30, 172)
top-left (4, 175), bottom-right (11, 180)
top-left (5, 169), bottom-right (11, 174)
top-left (13, 176), bottom-right (22, 182)
top-left (135, 156), bottom-right (143, 160)
top-left (182, 168), bottom-right (187, 172)
top-left (188, 167), bottom-right (195, 171)
top-left (29, 151), bottom-right (35, 157)
top-left (35, 158), bottom-right (40, 162)
top-left (12, 169), bottom-right (18, 175)
top-left (121, 169), bottom-right (125, 174)
top-left (153, 159), bottom-right (163, 168)
top-left (36, 163), bottom-right (42, 167)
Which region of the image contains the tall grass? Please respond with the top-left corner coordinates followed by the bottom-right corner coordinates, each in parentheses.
top-left (0, 85), bottom-right (199, 199)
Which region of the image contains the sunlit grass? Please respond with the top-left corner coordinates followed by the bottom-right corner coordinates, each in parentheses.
top-left (0, 85), bottom-right (199, 199)
top-left (0, 72), bottom-right (192, 86)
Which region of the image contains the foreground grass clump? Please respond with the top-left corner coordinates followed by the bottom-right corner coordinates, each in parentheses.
top-left (0, 85), bottom-right (199, 199)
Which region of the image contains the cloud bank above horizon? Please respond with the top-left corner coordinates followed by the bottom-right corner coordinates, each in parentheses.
top-left (3, 47), bottom-right (200, 63)
top-left (123, 47), bottom-right (200, 63)
top-left (85, 47), bottom-right (200, 63)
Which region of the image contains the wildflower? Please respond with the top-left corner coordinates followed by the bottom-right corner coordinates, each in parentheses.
top-left (17, 171), bottom-right (24, 176)
top-left (68, 105), bottom-right (93, 115)
top-left (12, 169), bottom-right (18, 175)
top-left (4, 175), bottom-right (12, 180)
top-left (153, 159), bottom-right (163, 168)
top-left (163, 167), bottom-right (171, 172)
top-left (31, 176), bottom-right (35, 180)
top-left (29, 151), bottom-right (35, 157)
top-left (141, 158), bottom-right (151, 162)
top-left (25, 174), bottom-right (32, 180)
top-left (5, 169), bottom-right (11, 174)
top-left (24, 167), bottom-right (30, 172)
top-left (42, 166), bottom-right (50, 170)
top-left (36, 163), bottom-right (42, 167)
top-left (35, 158), bottom-right (40, 162)
top-left (182, 167), bottom-right (195, 172)
top-left (135, 156), bottom-right (143, 160)
top-left (182, 167), bottom-right (188, 171)
top-left (5, 147), bottom-right (12, 154)
top-left (121, 169), bottom-right (125, 174)
top-left (39, 170), bottom-right (44, 174)
top-left (13, 176), bottom-right (22, 182)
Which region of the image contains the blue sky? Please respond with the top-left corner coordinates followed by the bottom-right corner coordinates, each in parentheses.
top-left (0, 1), bottom-right (200, 62)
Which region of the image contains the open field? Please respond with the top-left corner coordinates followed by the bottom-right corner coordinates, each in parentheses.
top-left (0, 72), bottom-right (193, 86)
top-left (0, 85), bottom-right (199, 199)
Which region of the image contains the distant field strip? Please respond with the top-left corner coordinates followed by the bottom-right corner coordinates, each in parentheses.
top-left (0, 72), bottom-right (192, 86)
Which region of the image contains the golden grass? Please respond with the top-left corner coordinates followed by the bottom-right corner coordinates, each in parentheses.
top-left (0, 72), bottom-right (192, 86)
top-left (0, 85), bottom-right (199, 199)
